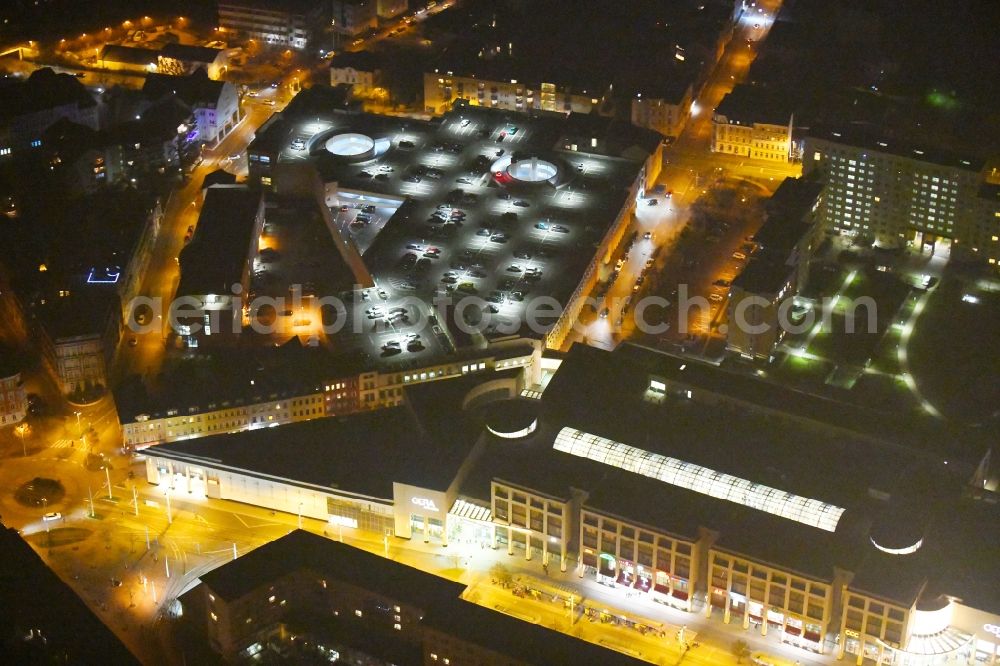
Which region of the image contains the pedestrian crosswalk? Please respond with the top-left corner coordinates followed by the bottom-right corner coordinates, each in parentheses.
top-left (51, 439), bottom-right (75, 449)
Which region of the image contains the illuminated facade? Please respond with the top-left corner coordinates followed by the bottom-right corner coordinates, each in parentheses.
top-left (423, 71), bottom-right (601, 116)
top-left (803, 129), bottom-right (1000, 268)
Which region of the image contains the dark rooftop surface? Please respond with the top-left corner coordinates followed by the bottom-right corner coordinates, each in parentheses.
top-left (0, 67), bottom-right (96, 122)
top-left (99, 44), bottom-right (159, 66)
top-left (733, 176), bottom-right (823, 294)
top-left (114, 338), bottom-right (368, 424)
top-left (143, 70), bottom-right (227, 108)
top-left (176, 185), bottom-right (262, 298)
top-left (806, 124), bottom-right (987, 172)
top-left (426, 0), bottom-right (730, 98)
top-left (148, 405), bottom-right (473, 499)
top-left (715, 84), bottom-right (794, 126)
top-left (200, 530), bottom-right (645, 665)
top-left (329, 50), bottom-right (381, 72)
top-left (0, 527), bottom-right (139, 664)
top-left (462, 345), bottom-right (997, 605)
top-left (159, 43), bottom-right (224, 64)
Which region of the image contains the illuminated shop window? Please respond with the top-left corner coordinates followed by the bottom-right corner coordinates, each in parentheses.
top-left (553, 428), bottom-right (845, 532)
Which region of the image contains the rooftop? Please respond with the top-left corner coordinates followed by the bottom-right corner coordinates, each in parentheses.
top-left (462, 345), bottom-right (997, 605)
top-left (425, 0), bottom-right (730, 100)
top-left (142, 70), bottom-right (227, 109)
top-left (329, 50), bottom-right (381, 72)
top-left (249, 88), bottom-right (652, 346)
top-left (99, 44), bottom-right (159, 67)
top-left (147, 405), bottom-right (473, 499)
top-left (199, 530), bottom-right (646, 664)
top-left (806, 124), bottom-right (988, 172)
top-left (176, 185), bottom-right (262, 298)
top-left (0, 68), bottom-right (95, 123)
top-left (158, 43), bottom-right (224, 64)
top-left (715, 84), bottom-right (794, 126)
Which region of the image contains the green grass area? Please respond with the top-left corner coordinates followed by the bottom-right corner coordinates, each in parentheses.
top-left (770, 352), bottom-right (836, 389)
top-left (849, 373), bottom-right (919, 413)
top-left (907, 275), bottom-right (1000, 423)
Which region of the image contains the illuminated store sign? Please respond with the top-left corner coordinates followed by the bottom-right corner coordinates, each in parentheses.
top-left (411, 497), bottom-right (439, 512)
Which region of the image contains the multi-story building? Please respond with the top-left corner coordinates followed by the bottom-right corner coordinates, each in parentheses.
top-left (148, 342), bottom-right (1000, 665)
top-left (156, 44), bottom-right (229, 80)
top-left (803, 126), bottom-right (1000, 266)
top-left (143, 71), bottom-right (241, 146)
top-left (217, 0), bottom-right (324, 50)
top-left (458, 344), bottom-right (1000, 663)
top-left (189, 530), bottom-right (644, 664)
top-left (31, 289), bottom-right (121, 396)
top-left (0, 68), bottom-right (99, 160)
top-left (175, 185), bottom-right (265, 343)
top-left (712, 85), bottom-right (795, 163)
top-left (630, 77), bottom-right (695, 141)
top-left (423, 69), bottom-right (605, 116)
top-left (329, 50), bottom-right (382, 96)
top-left (0, 350), bottom-right (27, 427)
top-left (120, 339), bottom-right (540, 449)
top-left (330, 0), bottom-right (377, 39)
top-left (97, 45), bottom-right (160, 74)
top-left (726, 177), bottom-right (824, 360)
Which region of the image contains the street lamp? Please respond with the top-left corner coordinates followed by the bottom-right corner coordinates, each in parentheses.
top-left (15, 423), bottom-right (29, 456)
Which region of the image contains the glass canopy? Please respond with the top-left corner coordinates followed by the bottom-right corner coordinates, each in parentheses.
top-left (553, 427), bottom-right (845, 532)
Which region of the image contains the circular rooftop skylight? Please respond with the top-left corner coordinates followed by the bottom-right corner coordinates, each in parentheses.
top-left (325, 133), bottom-right (375, 157)
top-left (508, 158), bottom-right (558, 183)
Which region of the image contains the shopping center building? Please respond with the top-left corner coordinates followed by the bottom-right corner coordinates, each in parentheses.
top-left (247, 86), bottom-right (663, 351)
top-left (143, 341), bottom-right (1000, 665)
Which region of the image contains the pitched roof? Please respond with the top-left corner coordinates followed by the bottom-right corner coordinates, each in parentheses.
top-left (159, 43), bottom-right (224, 64)
top-left (99, 45), bottom-right (159, 67)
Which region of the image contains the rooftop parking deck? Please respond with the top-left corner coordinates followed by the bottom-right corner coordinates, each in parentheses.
top-left (248, 97), bottom-right (654, 355)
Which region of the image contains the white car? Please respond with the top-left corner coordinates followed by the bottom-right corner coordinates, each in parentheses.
top-left (42, 512), bottom-right (62, 522)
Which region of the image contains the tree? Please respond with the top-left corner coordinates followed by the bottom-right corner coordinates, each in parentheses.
top-left (734, 639), bottom-right (751, 664)
top-left (490, 563), bottom-right (513, 587)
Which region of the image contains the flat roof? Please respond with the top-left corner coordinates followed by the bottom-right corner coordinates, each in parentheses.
top-left (147, 405), bottom-right (473, 498)
top-left (716, 84), bottom-right (794, 126)
top-left (250, 89), bottom-right (651, 346)
top-left (0, 67), bottom-right (96, 122)
top-left (199, 530), bottom-right (645, 664)
top-left (461, 346), bottom-right (999, 606)
top-left (99, 45), bottom-right (159, 66)
top-left (425, 0), bottom-right (727, 100)
top-left (806, 124), bottom-right (987, 172)
top-left (176, 185), bottom-right (262, 298)
top-left (114, 338), bottom-right (368, 423)
top-left (158, 43), bottom-right (223, 64)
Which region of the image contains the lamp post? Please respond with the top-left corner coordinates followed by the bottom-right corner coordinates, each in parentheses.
top-left (74, 411), bottom-right (82, 437)
top-left (15, 423), bottom-right (29, 456)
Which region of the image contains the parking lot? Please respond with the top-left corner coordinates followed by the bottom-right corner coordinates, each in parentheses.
top-left (251, 102), bottom-right (649, 362)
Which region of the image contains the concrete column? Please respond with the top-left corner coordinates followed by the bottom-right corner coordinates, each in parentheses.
top-left (855, 638), bottom-right (865, 666)
top-left (507, 527), bottom-right (514, 556)
top-left (723, 596), bottom-right (731, 624)
top-left (836, 632), bottom-right (846, 660)
top-left (743, 603), bottom-right (750, 630)
top-left (761, 605), bottom-right (768, 636)
top-left (422, 516), bottom-right (429, 543)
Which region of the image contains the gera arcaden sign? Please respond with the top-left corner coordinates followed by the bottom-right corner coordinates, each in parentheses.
top-left (985, 624), bottom-right (1000, 639)
top-left (411, 497), bottom-right (440, 512)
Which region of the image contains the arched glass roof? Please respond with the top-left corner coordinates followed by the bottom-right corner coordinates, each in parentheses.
top-left (553, 427), bottom-right (845, 532)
